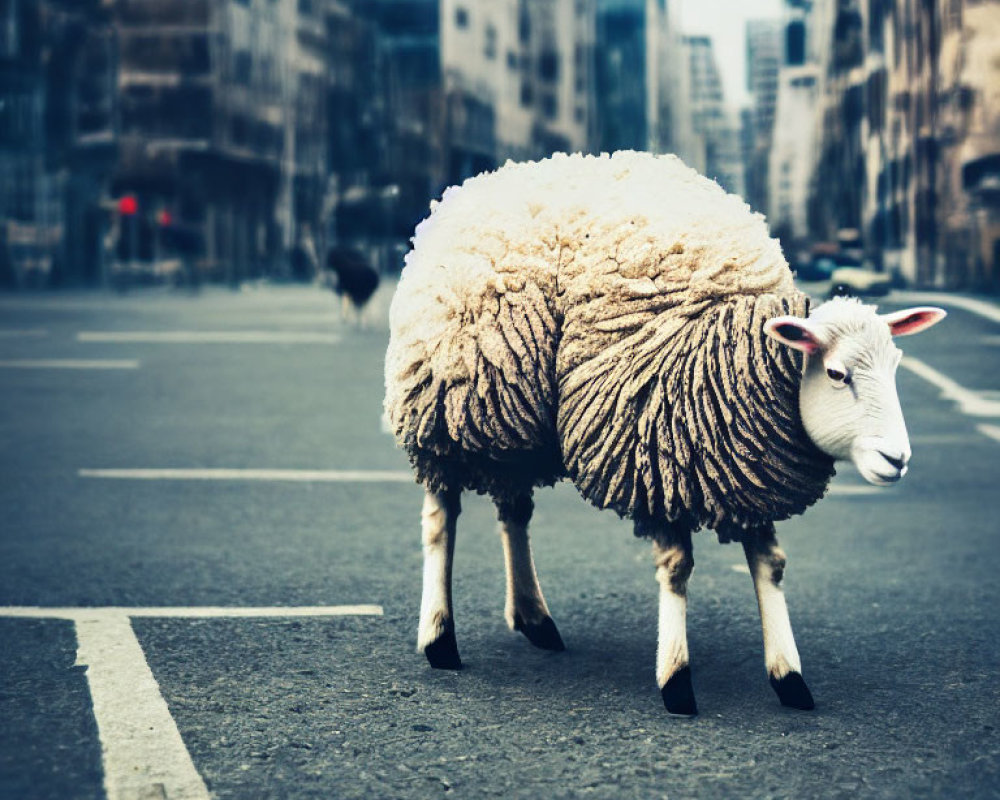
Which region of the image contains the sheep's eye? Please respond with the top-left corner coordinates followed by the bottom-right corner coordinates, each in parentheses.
top-left (826, 367), bottom-right (848, 383)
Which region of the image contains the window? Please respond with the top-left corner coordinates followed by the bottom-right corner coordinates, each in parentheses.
top-left (484, 23), bottom-right (496, 59)
top-left (540, 93), bottom-right (557, 119)
top-left (455, 7), bottom-right (468, 29)
top-left (538, 50), bottom-right (558, 82)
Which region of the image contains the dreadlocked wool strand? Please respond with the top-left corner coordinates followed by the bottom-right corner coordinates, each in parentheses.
top-left (384, 151), bottom-right (835, 539)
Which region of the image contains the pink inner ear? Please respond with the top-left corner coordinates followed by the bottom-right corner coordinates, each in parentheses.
top-left (768, 321), bottom-right (821, 354)
top-left (887, 309), bottom-right (944, 336)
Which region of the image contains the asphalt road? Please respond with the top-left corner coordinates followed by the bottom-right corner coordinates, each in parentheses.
top-left (1, 283), bottom-right (998, 799)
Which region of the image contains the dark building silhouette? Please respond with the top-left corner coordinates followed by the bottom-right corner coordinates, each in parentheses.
top-left (0, 0), bottom-right (115, 287)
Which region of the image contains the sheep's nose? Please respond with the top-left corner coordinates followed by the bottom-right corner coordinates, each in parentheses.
top-left (878, 451), bottom-right (907, 471)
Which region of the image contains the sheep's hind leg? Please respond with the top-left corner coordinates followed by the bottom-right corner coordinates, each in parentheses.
top-left (644, 520), bottom-right (697, 716)
top-left (743, 525), bottom-right (814, 710)
top-left (496, 493), bottom-right (565, 651)
top-left (418, 487), bottom-right (463, 669)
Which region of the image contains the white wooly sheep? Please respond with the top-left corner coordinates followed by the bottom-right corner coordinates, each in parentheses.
top-left (384, 151), bottom-right (945, 715)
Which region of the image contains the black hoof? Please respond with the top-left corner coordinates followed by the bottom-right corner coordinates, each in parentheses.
top-left (770, 671), bottom-right (815, 710)
top-left (661, 666), bottom-right (698, 716)
top-left (424, 624), bottom-right (462, 670)
top-left (513, 614), bottom-right (566, 651)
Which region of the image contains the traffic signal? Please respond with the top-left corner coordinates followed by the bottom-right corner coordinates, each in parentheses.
top-left (118, 195), bottom-right (138, 216)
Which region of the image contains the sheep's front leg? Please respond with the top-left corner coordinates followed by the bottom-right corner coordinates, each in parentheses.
top-left (646, 521), bottom-right (697, 716)
top-left (417, 487), bottom-right (463, 669)
top-left (743, 525), bottom-right (815, 710)
top-left (496, 494), bottom-right (565, 651)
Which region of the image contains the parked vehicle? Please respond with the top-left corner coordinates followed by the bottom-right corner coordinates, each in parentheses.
top-left (795, 255), bottom-right (838, 281)
top-left (828, 266), bottom-right (892, 298)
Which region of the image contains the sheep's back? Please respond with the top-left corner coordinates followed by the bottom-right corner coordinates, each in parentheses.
top-left (386, 151), bottom-right (835, 518)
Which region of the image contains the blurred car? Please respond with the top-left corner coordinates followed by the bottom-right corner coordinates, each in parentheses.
top-left (795, 255), bottom-right (838, 281)
top-left (828, 266), bottom-right (892, 298)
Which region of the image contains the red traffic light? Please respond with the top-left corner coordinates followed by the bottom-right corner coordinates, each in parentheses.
top-left (118, 195), bottom-right (138, 216)
top-left (158, 209), bottom-right (172, 227)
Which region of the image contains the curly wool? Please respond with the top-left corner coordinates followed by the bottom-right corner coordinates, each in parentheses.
top-left (384, 151), bottom-right (835, 535)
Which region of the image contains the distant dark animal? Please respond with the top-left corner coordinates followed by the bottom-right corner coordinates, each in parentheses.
top-left (326, 247), bottom-right (380, 312)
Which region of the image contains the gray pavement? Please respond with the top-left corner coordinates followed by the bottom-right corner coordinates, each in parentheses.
top-left (1, 283), bottom-right (999, 799)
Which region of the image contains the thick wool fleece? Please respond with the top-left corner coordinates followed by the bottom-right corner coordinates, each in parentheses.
top-left (385, 151), bottom-right (835, 534)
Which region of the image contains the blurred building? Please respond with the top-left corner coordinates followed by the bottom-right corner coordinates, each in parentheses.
top-left (683, 35), bottom-right (743, 194)
top-left (767, 1), bottom-right (820, 257)
top-left (743, 19), bottom-right (783, 214)
top-left (594, 0), bottom-right (695, 160)
top-left (111, 0), bottom-right (291, 283)
top-left (808, 0), bottom-right (1000, 289)
top-left (278, 0), bottom-right (331, 279)
top-left (440, 0), bottom-right (597, 185)
top-left (341, 0), bottom-right (443, 265)
top-left (0, 0), bottom-right (115, 287)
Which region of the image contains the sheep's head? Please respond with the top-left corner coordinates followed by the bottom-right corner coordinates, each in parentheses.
top-left (764, 297), bottom-right (946, 486)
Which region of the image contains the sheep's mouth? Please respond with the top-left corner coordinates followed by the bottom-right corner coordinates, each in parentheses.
top-left (854, 449), bottom-right (909, 486)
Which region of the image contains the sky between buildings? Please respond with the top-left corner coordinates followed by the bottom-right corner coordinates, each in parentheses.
top-left (679, 0), bottom-right (783, 109)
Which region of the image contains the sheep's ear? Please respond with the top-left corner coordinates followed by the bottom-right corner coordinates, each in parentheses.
top-left (763, 316), bottom-right (822, 354)
top-left (881, 306), bottom-right (947, 337)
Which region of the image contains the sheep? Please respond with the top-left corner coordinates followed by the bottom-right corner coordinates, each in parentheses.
top-left (384, 150), bottom-right (946, 715)
top-left (325, 246), bottom-right (380, 323)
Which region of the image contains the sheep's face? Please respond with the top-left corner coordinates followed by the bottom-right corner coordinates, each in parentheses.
top-left (764, 298), bottom-right (946, 486)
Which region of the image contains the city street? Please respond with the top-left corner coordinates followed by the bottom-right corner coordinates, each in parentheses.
top-left (1, 282), bottom-right (998, 799)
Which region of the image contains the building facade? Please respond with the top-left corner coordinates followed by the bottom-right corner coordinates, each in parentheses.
top-left (440, 0), bottom-right (597, 185)
top-left (0, 0), bottom-right (115, 287)
top-left (744, 19), bottom-right (783, 214)
top-left (595, 0), bottom-right (694, 160)
top-left (808, 0), bottom-right (1000, 289)
top-left (683, 34), bottom-right (743, 195)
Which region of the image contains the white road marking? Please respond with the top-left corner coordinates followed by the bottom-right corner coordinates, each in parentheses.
top-left (79, 468), bottom-right (414, 483)
top-left (0, 328), bottom-right (48, 338)
top-left (77, 331), bottom-right (339, 344)
top-left (977, 424), bottom-right (1000, 444)
top-left (2, 605), bottom-right (382, 800)
top-left (76, 611), bottom-right (211, 800)
top-left (0, 359), bottom-right (140, 370)
top-left (909, 433), bottom-right (981, 445)
top-left (890, 291), bottom-right (1000, 324)
top-left (730, 564), bottom-right (751, 574)
top-left (827, 485), bottom-right (883, 496)
top-left (2, 605), bottom-right (384, 619)
top-left (901, 356), bottom-right (1000, 417)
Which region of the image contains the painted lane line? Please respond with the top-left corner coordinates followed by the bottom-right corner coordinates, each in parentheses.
top-left (77, 331), bottom-right (339, 344)
top-left (890, 291), bottom-right (1000, 324)
top-left (79, 468), bottom-right (414, 483)
top-left (827, 485), bottom-right (884, 496)
top-left (1, 605), bottom-right (383, 800)
top-left (75, 611), bottom-right (211, 800)
top-left (978, 424), bottom-right (1000, 444)
top-left (0, 359), bottom-right (140, 370)
top-left (901, 356), bottom-right (1000, 417)
top-left (0, 328), bottom-right (48, 338)
top-left (909, 433), bottom-right (982, 445)
top-left (2, 605), bottom-right (384, 620)
top-left (74, 469), bottom-right (900, 494)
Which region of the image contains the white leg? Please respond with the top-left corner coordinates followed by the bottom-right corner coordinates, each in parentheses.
top-left (648, 524), bottom-right (697, 716)
top-left (744, 526), bottom-right (815, 709)
top-left (497, 494), bottom-right (565, 651)
top-left (417, 488), bottom-right (462, 669)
